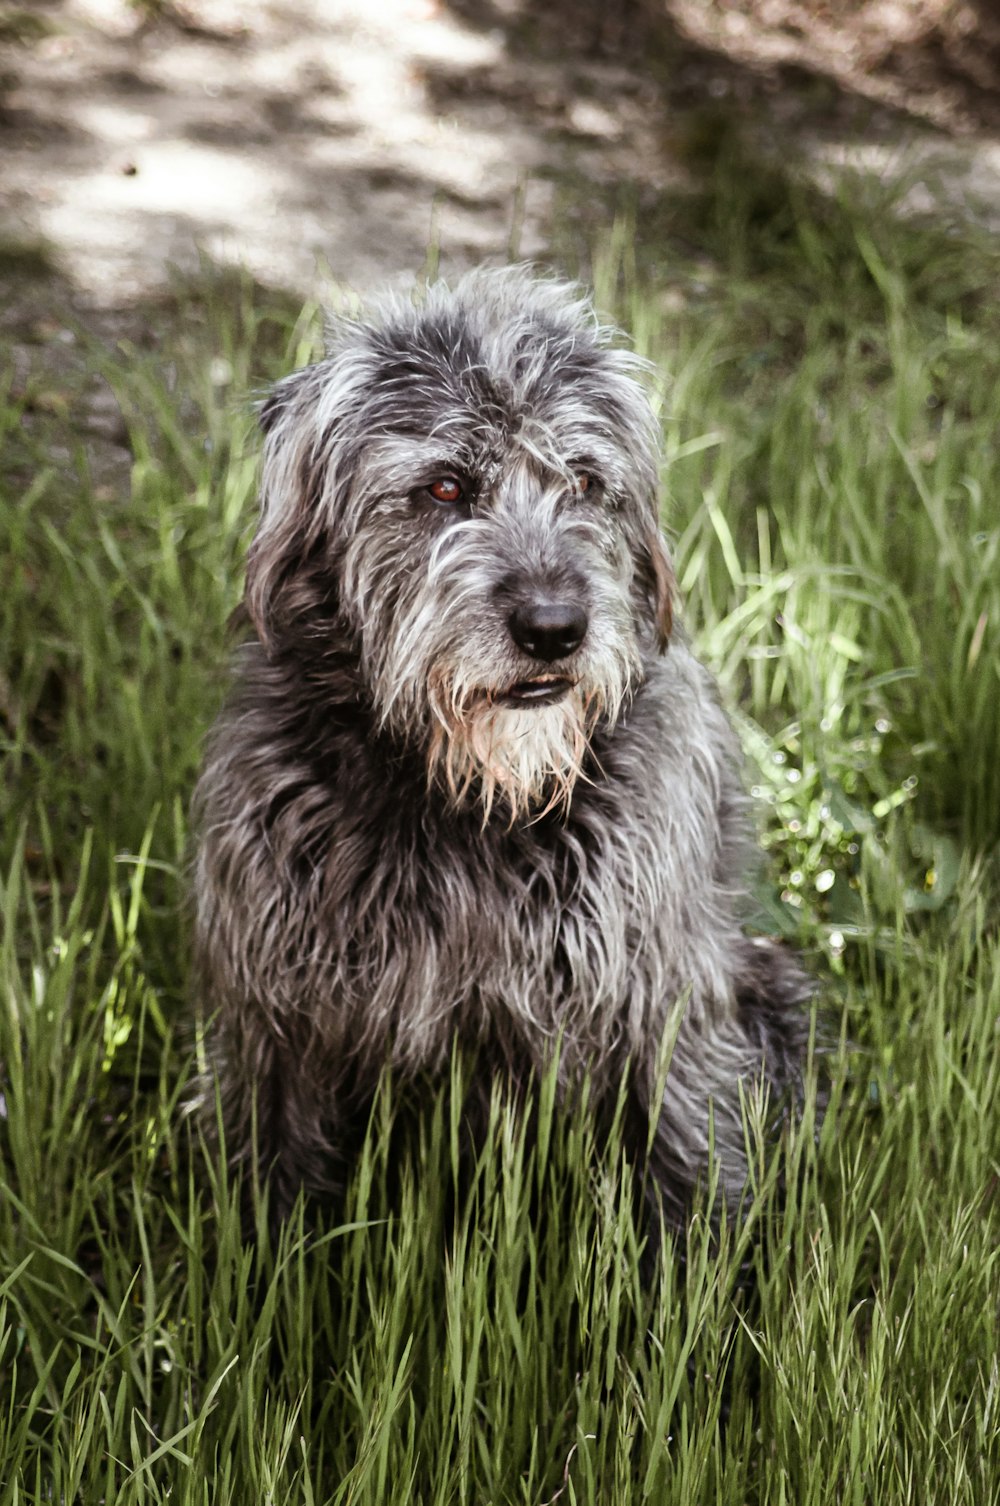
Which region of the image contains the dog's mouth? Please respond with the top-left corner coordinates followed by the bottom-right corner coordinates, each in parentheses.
top-left (499, 675), bottom-right (575, 708)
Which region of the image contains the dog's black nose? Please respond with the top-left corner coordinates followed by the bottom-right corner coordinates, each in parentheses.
top-left (509, 599), bottom-right (588, 661)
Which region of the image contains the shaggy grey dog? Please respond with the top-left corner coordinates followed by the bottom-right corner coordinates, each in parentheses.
top-left (192, 267), bottom-right (812, 1224)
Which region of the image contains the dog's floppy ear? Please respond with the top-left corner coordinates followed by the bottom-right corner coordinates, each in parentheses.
top-left (643, 526), bottom-right (676, 651)
top-left (244, 366), bottom-right (330, 647)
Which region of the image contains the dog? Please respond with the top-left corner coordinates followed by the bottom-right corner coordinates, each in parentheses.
top-left (192, 266), bottom-right (813, 1227)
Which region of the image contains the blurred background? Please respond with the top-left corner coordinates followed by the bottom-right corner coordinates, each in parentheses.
top-left (5, 0), bottom-right (1000, 305)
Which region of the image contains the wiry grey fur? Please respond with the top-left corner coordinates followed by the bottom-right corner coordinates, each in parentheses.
top-left (192, 267), bottom-right (813, 1225)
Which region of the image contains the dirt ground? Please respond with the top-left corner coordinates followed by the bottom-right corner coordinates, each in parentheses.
top-left (6, 0), bottom-right (1000, 296)
top-left (3, 0), bottom-right (1000, 483)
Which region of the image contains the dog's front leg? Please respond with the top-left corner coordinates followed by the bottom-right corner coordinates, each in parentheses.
top-left (207, 1021), bottom-right (354, 1231)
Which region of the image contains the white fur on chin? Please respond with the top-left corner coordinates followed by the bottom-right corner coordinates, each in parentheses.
top-left (428, 685), bottom-right (605, 825)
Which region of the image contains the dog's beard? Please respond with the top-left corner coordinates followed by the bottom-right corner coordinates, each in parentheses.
top-left (426, 674), bottom-right (622, 825)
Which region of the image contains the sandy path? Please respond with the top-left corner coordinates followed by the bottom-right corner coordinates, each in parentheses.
top-left (2, 0), bottom-right (683, 302)
top-left (6, 0), bottom-right (998, 310)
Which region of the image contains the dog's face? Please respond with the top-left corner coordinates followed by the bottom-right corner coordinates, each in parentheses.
top-left (245, 270), bottom-right (674, 821)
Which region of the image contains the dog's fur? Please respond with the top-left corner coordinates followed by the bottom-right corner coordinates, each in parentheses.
top-left (192, 267), bottom-right (813, 1224)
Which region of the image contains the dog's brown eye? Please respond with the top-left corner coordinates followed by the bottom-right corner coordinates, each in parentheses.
top-left (576, 471), bottom-right (591, 493)
top-left (428, 477), bottom-right (463, 504)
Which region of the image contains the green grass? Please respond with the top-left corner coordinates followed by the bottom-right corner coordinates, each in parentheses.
top-left (2, 142), bottom-right (999, 1501)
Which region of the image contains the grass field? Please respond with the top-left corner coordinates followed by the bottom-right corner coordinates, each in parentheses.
top-left (2, 136), bottom-right (999, 1502)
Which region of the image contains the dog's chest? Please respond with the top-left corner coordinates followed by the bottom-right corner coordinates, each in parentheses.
top-left (330, 802), bottom-right (656, 1071)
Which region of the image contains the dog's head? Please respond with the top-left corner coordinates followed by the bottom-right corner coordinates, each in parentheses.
top-left (245, 267), bottom-right (675, 822)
